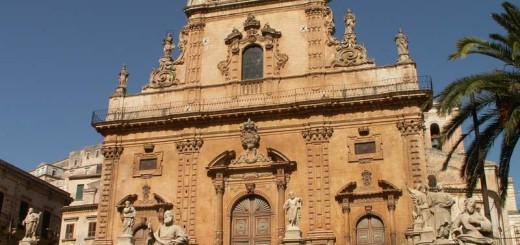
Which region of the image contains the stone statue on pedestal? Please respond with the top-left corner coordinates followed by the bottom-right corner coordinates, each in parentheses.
top-left (121, 201), bottom-right (136, 236)
top-left (22, 208), bottom-right (41, 241)
top-left (148, 210), bottom-right (189, 245)
top-left (428, 183), bottom-right (455, 239)
top-left (283, 192), bottom-right (302, 228)
top-left (451, 198), bottom-right (494, 245)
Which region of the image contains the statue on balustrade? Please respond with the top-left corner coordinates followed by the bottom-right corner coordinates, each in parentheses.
top-left (451, 198), bottom-right (494, 245)
top-left (148, 210), bottom-right (189, 245)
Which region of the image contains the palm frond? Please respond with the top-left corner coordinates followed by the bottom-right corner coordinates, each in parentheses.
top-left (498, 130), bottom-right (520, 202)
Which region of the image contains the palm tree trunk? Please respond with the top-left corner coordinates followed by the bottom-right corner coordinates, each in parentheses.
top-left (471, 93), bottom-right (492, 220)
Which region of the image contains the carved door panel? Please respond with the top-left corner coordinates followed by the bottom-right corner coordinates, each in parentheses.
top-left (356, 216), bottom-right (385, 245)
top-left (134, 227), bottom-right (148, 245)
top-left (231, 196), bottom-right (271, 245)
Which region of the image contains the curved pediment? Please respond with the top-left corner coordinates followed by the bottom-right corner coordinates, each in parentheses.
top-left (206, 150), bottom-right (236, 170)
top-left (116, 193), bottom-right (173, 212)
top-left (335, 180), bottom-right (402, 201)
top-left (267, 147), bottom-right (292, 162)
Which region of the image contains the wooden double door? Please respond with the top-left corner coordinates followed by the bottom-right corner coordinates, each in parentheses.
top-left (231, 195), bottom-right (271, 245)
top-left (356, 215), bottom-right (385, 245)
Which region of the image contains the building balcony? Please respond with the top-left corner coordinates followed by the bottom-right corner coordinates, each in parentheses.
top-left (92, 76), bottom-right (432, 127)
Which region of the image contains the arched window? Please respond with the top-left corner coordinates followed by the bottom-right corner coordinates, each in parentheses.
top-left (356, 215), bottom-right (384, 245)
top-left (230, 195), bottom-right (271, 244)
top-left (430, 123), bottom-right (441, 150)
top-left (242, 45), bottom-right (263, 80)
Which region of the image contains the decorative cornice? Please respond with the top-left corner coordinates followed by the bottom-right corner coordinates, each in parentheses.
top-left (175, 137), bottom-right (204, 153)
top-left (302, 126), bottom-right (333, 143)
top-left (101, 146), bottom-right (123, 160)
top-left (62, 203), bottom-right (98, 213)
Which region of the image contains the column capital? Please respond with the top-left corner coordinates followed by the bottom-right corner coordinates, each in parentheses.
top-left (396, 119), bottom-right (424, 136)
top-left (176, 137), bottom-right (204, 153)
top-left (101, 146), bottom-right (123, 160)
top-left (302, 125), bottom-right (333, 143)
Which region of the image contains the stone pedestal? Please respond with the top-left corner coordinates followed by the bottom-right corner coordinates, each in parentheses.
top-left (19, 238), bottom-right (37, 245)
top-left (283, 227), bottom-right (304, 245)
top-left (116, 235), bottom-right (135, 245)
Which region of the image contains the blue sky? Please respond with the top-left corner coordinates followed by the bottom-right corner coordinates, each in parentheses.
top-left (0, 2), bottom-right (516, 201)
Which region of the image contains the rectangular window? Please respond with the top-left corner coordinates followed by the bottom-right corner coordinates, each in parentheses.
top-left (0, 192), bottom-right (4, 213)
top-left (18, 201), bottom-right (29, 224)
top-left (65, 224), bottom-right (75, 239)
top-left (95, 150), bottom-right (99, 158)
top-left (354, 142), bottom-right (376, 155)
top-left (87, 222), bottom-right (96, 237)
top-left (96, 164), bottom-right (102, 174)
top-left (76, 184), bottom-right (84, 201)
top-left (41, 211), bottom-right (51, 239)
top-left (86, 152), bottom-right (90, 160)
top-left (139, 158), bottom-right (157, 170)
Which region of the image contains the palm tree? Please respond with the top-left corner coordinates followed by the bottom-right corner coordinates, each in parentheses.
top-left (436, 1), bottom-right (520, 202)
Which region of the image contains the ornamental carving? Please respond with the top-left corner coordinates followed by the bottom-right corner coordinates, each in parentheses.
top-left (397, 119), bottom-right (424, 136)
top-left (302, 126), bottom-right (334, 143)
top-left (232, 119), bottom-right (271, 164)
top-left (218, 14), bottom-right (288, 81)
top-left (175, 137), bottom-right (204, 153)
top-left (102, 146), bottom-right (123, 160)
top-left (334, 9), bottom-right (374, 67)
top-left (143, 33), bottom-right (179, 90)
top-left (172, 25), bottom-right (189, 65)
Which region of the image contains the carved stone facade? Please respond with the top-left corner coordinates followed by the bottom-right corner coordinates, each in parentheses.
top-left (91, 1), bottom-right (440, 245)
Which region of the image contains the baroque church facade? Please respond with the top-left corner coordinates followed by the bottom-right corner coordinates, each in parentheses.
top-left (91, 0), bottom-right (438, 245)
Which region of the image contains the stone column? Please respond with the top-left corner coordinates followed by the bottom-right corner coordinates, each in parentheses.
top-left (213, 173), bottom-right (225, 245)
top-left (277, 176), bottom-right (287, 245)
top-left (342, 198), bottom-right (351, 245)
top-left (94, 146), bottom-right (123, 245)
top-left (387, 195), bottom-right (397, 245)
top-left (175, 137), bottom-right (203, 245)
top-left (302, 125), bottom-right (335, 243)
top-left (396, 119), bottom-right (425, 186)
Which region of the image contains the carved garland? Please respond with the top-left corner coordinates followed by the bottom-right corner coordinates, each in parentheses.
top-left (218, 14), bottom-right (288, 81)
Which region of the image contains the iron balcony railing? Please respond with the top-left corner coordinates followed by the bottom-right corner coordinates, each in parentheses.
top-left (92, 76), bottom-right (432, 124)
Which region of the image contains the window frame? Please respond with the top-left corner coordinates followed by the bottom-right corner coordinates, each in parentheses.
top-left (133, 152), bottom-right (163, 178)
top-left (75, 184), bottom-right (84, 201)
top-left (348, 134), bottom-right (383, 163)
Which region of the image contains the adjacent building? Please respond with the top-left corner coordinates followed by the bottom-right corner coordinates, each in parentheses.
top-left (0, 159), bottom-right (70, 245)
top-left (30, 144), bottom-right (103, 245)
